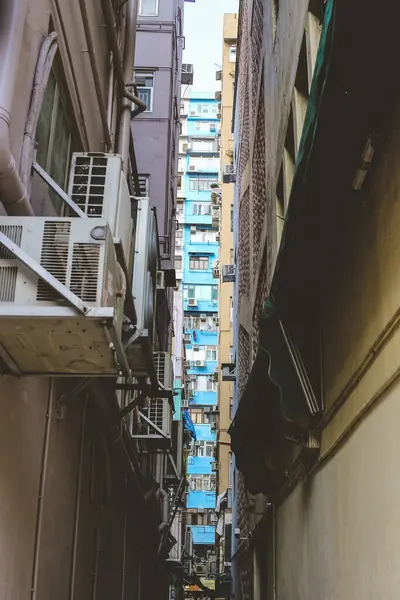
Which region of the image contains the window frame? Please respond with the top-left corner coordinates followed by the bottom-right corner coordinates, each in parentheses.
top-left (139, 0), bottom-right (159, 16)
top-left (189, 255), bottom-right (210, 271)
top-left (134, 71), bottom-right (155, 112)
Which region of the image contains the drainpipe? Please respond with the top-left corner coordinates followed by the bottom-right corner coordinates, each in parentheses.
top-left (30, 379), bottom-right (54, 600)
top-left (0, 0), bottom-right (34, 216)
top-left (20, 32), bottom-right (58, 191)
top-left (101, 0), bottom-right (146, 172)
top-left (78, 0), bottom-right (112, 151)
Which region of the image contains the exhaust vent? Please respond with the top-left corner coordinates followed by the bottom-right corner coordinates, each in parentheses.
top-left (0, 267), bottom-right (18, 302)
top-left (37, 221), bottom-right (71, 302)
top-left (0, 225), bottom-right (23, 259)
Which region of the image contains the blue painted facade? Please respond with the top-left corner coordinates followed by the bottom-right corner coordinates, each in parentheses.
top-left (182, 92), bottom-right (220, 536)
top-left (187, 456), bottom-right (213, 475)
top-left (191, 525), bottom-right (216, 545)
top-left (186, 490), bottom-right (216, 510)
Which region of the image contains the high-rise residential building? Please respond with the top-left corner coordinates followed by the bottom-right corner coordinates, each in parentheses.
top-left (0, 2), bottom-right (188, 599)
top-left (214, 14), bottom-right (238, 600)
top-left (229, 1), bottom-right (400, 599)
top-left (176, 91), bottom-right (221, 578)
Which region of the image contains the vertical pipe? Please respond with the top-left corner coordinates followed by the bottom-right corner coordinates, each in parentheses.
top-left (92, 527), bottom-right (101, 600)
top-left (117, 0), bottom-right (139, 172)
top-left (272, 504), bottom-right (277, 600)
top-left (30, 379), bottom-right (54, 600)
top-left (121, 510), bottom-right (127, 600)
top-left (69, 396), bottom-right (88, 600)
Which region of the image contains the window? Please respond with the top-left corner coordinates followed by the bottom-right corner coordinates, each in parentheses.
top-left (206, 379), bottom-right (217, 391)
top-left (177, 175), bottom-right (182, 189)
top-left (193, 202), bottom-right (211, 215)
top-left (230, 205), bottom-right (234, 232)
top-left (210, 123), bottom-right (217, 133)
top-left (229, 45), bottom-right (237, 62)
top-left (135, 72), bottom-right (154, 111)
top-left (191, 229), bottom-right (217, 243)
top-left (190, 256), bottom-right (209, 270)
top-left (192, 140), bottom-right (215, 153)
top-left (36, 64), bottom-right (78, 214)
top-left (139, 0), bottom-right (158, 16)
top-left (188, 285), bottom-right (195, 299)
top-left (211, 286), bottom-right (218, 301)
top-left (189, 177), bottom-right (218, 191)
top-left (174, 256), bottom-right (182, 270)
top-left (206, 347), bottom-right (217, 361)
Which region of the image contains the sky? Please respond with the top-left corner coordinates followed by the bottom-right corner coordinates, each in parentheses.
top-left (183, 0), bottom-right (239, 93)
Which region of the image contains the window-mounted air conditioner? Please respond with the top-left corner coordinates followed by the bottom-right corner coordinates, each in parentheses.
top-left (0, 217), bottom-right (125, 376)
top-left (223, 164), bottom-right (236, 184)
top-left (154, 351), bottom-right (173, 389)
top-left (147, 396), bottom-right (172, 437)
top-left (181, 399), bottom-right (189, 408)
top-left (189, 165), bottom-right (196, 171)
top-left (200, 313), bottom-right (207, 320)
top-left (68, 153), bottom-right (133, 274)
top-left (182, 143), bottom-right (188, 151)
top-left (184, 333), bottom-right (192, 342)
top-left (191, 226), bottom-right (197, 233)
top-left (193, 344), bottom-right (199, 351)
top-left (187, 298), bottom-right (198, 307)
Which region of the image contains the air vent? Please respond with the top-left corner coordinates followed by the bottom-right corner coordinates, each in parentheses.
top-left (70, 155), bottom-right (108, 217)
top-left (37, 221), bottom-right (71, 302)
top-left (149, 398), bottom-right (164, 429)
top-left (154, 351), bottom-right (167, 383)
top-left (0, 267), bottom-right (18, 302)
top-left (70, 243), bottom-right (100, 302)
top-left (0, 225), bottom-right (22, 259)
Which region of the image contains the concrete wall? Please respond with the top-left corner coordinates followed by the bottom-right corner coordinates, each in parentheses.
top-left (0, 2), bottom-right (152, 597)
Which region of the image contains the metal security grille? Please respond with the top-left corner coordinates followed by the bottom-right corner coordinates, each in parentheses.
top-left (251, 0), bottom-right (264, 126)
top-left (70, 243), bottom-right (100, 302)
top-left (252, 256), bottom-right (268, 363)
top-left (238, 325), bottom-right (250, 401)
top-left (70, 155), bottom-right (108, 217)
top-left (0, 267), bottom-right (18, 302)
top-left (154, 352), bottom-right (166, 384)
top-left (0, 225), bottom-right (22, 259)
top-left (37, 221), bottom-right (71, 302)
top-left (251, 75), bottom-right (266, 283)
top-left (238, 189), bottom-right (250, 299)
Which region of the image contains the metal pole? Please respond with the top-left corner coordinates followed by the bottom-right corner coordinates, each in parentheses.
top-left (30, 379), bottom-right (54, 600)
top-left (69, 396), bottom-right (88, 600)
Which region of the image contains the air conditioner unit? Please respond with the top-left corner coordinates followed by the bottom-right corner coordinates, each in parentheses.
top-left (215, 91), bottom-right (222, 101)
top-left (190, 226), bottom-right (197, 233)
top-left (190, 111), bottom-right (196, 116)
top-left (215, 70), bottom-right (222, 81)
top-left (203, 407), bottom-right (211, 413)
top-left (187, 298), bottom-right (198, 307)
top-left (211, 192), bottom-right (220, 205)
top-left (126, 197), bottom-right (158, 378)
top-left (181, 399), bottom-right (189, 408)
top-left (193, 344), bottom-right (199, 351)
top-left (184, 334), bottom-right (191, 342)
top-left (156, 270), bottom-right (165, 290)
top-left (189, 165), bottom-right (196, 171)
top-left (147, 396), bottom-right (172, 436)
top-left (200, 313), bottom-right (207, 320)
top-left (181, 64), bottom-right (194, 85)
top-left (222, 264), bottom-right (236, 283)
top-left (195, 360), bottom-right (205, 367)
top-left (223, 164), bottom-right (236, 183)
top-left (68, 153), bottom-right (133, 273)
top-left (216, 234), bottom-right (220, 243)
top-left (154, 351), bottom-right (173, 389)
top-left (182, 143), bottom-right (188, 151)
top-left (217, 112), bottom-right (221, 119)
top-left (218, 103), bottom-right (222, 112)
top-left (0, 217), bottom-right (125, 375)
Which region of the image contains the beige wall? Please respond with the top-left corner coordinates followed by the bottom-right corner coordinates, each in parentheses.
top-left (217, 13), bottom-right (237, 494)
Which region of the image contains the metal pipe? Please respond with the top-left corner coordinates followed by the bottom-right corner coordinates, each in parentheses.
top-left (20, 32), bottom-right (58, 191)
top-left (91, 527), bottom-right (101, 600)
top-left (68, 396), bottom-right (88, 600)
top-left (0, 0), bottom-right (34, 215)
top-left (101, 0), bottom-right (146, 168)
top-left (78, 0), bottom-right (112, 151)
top-left (30, 379), bottom-right (54, 600)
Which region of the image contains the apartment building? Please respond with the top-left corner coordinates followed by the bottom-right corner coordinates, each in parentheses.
top-left (214, 14), bottom-right (237, 600)
top-left (229, 0), bottom-right (400, 599)
top-left (176, 91), bottom-right (221, 579)
top-left (0, 1), bottom-right (187, 599)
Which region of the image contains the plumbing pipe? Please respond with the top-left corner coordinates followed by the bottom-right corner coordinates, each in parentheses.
top-left (118, 0), bottom-right (139, 169)
top-left (0, 0), bottom-right (34, 215)
top-left (78, 0), bottom-right (112, 151)
top-left (101, 0), bottom-right (146, 170)
top-left (68, 396), bottom-right (88, 600)
top-left (20, 32), bottom-right (59, 191)
top-left (30, 379), bottom-right (54, 600)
